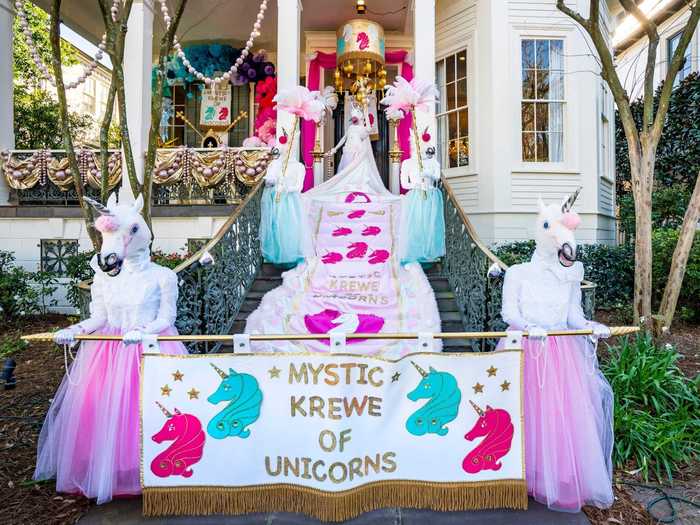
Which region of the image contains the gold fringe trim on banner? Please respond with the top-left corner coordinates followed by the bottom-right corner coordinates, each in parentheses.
top-left (143, 479), bottom-right (528, 521)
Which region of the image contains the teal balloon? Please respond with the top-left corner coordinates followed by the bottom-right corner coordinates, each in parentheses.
top-left (405, 365), bottom-right (461, 437)
top-left (207, 368), bottom-right (263, 439)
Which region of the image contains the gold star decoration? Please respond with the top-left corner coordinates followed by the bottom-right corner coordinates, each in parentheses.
top-left (187, 388), bottom-right (200, 400)
top-left (160, 384), bottom-right (172, 397)
top-left (172, 370), bottom-right (184, 382)
top-left (486, 365), bottom-right (498, 377)
top-left (268, 366), bottom-right (281, 379)
top-left (500, 380), bottom-right (511, 392)
top-left (472, 382), bottom-right (484, 394)
top-left (391, 372), bottom-right (401, 382)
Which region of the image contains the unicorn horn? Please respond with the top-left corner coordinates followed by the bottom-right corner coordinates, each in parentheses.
top-left (561, 186), bottom-right (582, 213)
top-left (469, 400), bottom-right (485, 417)
top-left (210, 362), bottom-right (228, 379)
top-left (155, 401), bottom-right (173, 418)
top-left (411, 361), bottom-right (428, 378)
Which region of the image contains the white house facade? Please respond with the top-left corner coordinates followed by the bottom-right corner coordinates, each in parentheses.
top-left (0, 0), bottom-right (618, 311)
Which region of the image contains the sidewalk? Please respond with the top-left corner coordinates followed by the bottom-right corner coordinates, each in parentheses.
top-left (79, 498), bottom-right (590, 525)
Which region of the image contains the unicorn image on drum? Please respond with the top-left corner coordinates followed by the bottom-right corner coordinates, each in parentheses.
top-left (499, 187), bottom-right (614, 512)
top-left (34, 192), bottom-right (188, 504)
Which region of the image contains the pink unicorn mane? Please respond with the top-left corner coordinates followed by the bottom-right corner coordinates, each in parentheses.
top-left (462, 407), bottom-right (514, 474)
top-left (151, 413), bottom-right (205, 478)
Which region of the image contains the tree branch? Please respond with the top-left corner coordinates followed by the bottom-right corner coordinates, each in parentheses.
top-left (48, 0), bottom-right (99, 248)
top-left (556, 0), bottom-right (589, 28)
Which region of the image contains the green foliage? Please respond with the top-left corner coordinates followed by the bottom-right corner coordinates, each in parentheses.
top-left (0, 337), bottom-right (29, 358)
top-left (616, 73), bottom-right (700, 192)
top-left (0, 251), bottom-right (58, 324)
top-left (151, 250), bottom-right (189, 270)
top-left (651, 229), bottom-right (700, 319)
top-left (14, 84), bottom-right (93, 149)
top-left (601, 334), bottom-right (700, 481)
top-left (618, 184), bottom-right (692, 238)
top-left (13, 2), bottom-right (78, 87)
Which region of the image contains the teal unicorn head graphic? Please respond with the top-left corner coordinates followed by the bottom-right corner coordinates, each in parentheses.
top-left (207, 363), bottom-right (263, 440)
top-left (405, 361), bottom-right (461, 437)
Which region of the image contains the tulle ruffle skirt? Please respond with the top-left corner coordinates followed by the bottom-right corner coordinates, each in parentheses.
top-left (501, 334), bottom-right (614, 512)
top-left (261, 190), bottom-right (305, 266)
top-left (34, 325), bottom-right (187, 504)
top-left (400, 187), bottom-right (446, 265)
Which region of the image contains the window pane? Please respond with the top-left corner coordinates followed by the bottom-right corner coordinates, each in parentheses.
top-left (456, 77), bottom-right (467, 108)
top-left (456, 49), bottom-right (467, 79)
top-left (448, 111), bottom-right (458, 140)
top-left (522, 102), bottom-right (535, 131)
top-left (535, 102), bottom-right (549, 131)
top-left (447, 82), bottom-right (456, 110)
top-left (536, 40), bottom-right (550, 69)
top-left (549, 102), bottom-right (564, 132)
top-left (536, 69), bottom-right (550, 99)
top-left (446, 54), bottom-right (455, 84)
top-left (458, 108), bottom-right (468, 139)
top-left (522, 69), bottom-right (536, 99)
top-left (536, 132), bottom-right (549, 161)
top-left (550, 40), bottom-right (563, 69)
top-left (549, 132), bottom-right (563, 162)
top-left (522, 40), bottom-right (535, 69)
top-left (522, 132), bottom-right (536, 161)
top-left (448, 139), bottom-right (459, 167)
top-left (549, 70), bottom-right (564, 99)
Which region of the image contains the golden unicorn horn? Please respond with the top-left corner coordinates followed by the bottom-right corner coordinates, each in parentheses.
top-left (469, 400), bottom-right (485, 417)
top-left (210, 362), bottom-right (228, 379)
top-left (155, 401), bottom-right (173, 418)
top-left (411, 361), bottom-right (428, 378)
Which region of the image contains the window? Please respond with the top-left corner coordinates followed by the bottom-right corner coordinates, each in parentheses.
top-left (40, 239), bottom-right (78, 276)
top-left (82, 77), bottom-right (97, 115)
top-left (668, 31), bottom-right (692, 87)
top-left (521, 39), bottom-right (564, 162)
top-left (436, 49), bottom-right (468, 168)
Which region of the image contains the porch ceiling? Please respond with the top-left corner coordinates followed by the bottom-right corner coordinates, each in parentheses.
top-left (34, 0), bottom-right (408, 53)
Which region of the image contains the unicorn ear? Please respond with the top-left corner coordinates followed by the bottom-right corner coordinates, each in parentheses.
top-left (83, 196), bottom-right (111, 215)
top-left (537, 195), bottom-right (546, 214)
top-left (106, 191), bottom-right (118, 209)
top-left (228, 368), bottom-right (236, 375)
top-left (133, 193), bottom-right (144, 214)
top-left (429, 366), bottom-right (436, 373)
top-left (485, 405), bottom-right (493, 411)
top-left (174, 408), bottom-right (181, 415)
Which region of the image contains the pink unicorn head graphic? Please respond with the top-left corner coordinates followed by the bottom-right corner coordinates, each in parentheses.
top-left (462, 401), bottom-right (514, 474)
top-left (150, 402), bottom-right (206, 478)
top-left (304, 309), bottom-right (384, 345)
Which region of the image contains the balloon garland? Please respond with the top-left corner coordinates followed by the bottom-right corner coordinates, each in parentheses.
top-left (14, 0), bottom-right (115, 90)
top-left (157, 0), bottom-right (268, 86)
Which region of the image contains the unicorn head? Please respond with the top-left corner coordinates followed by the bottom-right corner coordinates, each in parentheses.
top-left (349, 101), bottom-right (364, 125)
top-left (151, 402), bottom-right (184, 444)
top-left (535, 187), bottom-right (582, 268)
top-left (207, 365), bottom-right (243, 404)
top-left (464, 400), bottom-right (495, 441)
top-left (84, 192), bottom-right (151, 276)
top-left (407, 362), bottom-right (440, 401)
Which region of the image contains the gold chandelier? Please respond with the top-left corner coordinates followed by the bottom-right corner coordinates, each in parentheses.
top-left (334, 19), bottom-right (387, 104)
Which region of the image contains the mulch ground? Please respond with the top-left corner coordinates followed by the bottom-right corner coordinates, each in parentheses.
top-left (2, 314), bottom-right (698, 525)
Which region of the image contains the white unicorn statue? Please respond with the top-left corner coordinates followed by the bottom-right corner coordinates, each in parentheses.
top-left (35, 192), bottom-right (188, 504)
top-left (499, 188), bottom-right (614, 513)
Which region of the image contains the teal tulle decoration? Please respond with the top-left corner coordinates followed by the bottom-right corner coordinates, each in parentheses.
top-left (261, 189), bottom-right (304, 267)
top-left (401, 187), bottom-right (446, 265)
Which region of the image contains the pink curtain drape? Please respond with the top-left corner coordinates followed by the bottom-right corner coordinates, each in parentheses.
top-left (302, 50), bottom-right (413, 192)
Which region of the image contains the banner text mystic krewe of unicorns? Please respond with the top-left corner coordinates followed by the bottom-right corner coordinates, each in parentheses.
top-left (141, 350), bottom-right (526, 520)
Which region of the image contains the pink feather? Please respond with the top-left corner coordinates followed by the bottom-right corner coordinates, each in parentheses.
top-left (380, 76), bottom-right (439, 114)
top-left (273, 86), bottom-right (325, 123)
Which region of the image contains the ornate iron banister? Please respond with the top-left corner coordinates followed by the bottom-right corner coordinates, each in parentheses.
top-left (440, 177), bottom-right (596, 352)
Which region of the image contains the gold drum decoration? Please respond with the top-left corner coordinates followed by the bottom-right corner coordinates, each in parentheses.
top-left (335, 19), bottom-right (387, 98)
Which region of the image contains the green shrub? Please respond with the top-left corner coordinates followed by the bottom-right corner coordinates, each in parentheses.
top-left (618, 184), bottom-right (692, 238)
top-left (601, 334), bottom-right (700, 481)
top-left (0, 251), bottom-right (58, 323)
top-left (0, 336), bottom-right (28, 358)
top-left (652, 228), bottom-right (700, 318)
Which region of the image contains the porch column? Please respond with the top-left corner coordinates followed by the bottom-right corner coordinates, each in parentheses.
top-left (276, 0), bottom-right (301, 159)
top-left (412, 0), bottom-right (437, 148)
top-left (0, 0), bottom-right (14, 205)
top-left (120, 0), bottom-right (154, 202)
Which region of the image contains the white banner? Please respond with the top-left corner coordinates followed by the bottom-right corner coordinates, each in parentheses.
top-left (200, 84), bottom-right (231, 129)
top-left (141, 350), bottom-right (525, 520)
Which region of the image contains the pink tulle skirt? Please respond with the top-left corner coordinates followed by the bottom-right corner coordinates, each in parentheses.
top-left (34, 325), bottom-right (187, 504)
top-left (501, 333), bottom-right (614, 512)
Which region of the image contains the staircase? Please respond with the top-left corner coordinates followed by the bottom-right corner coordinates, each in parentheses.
top-left (221, 262), bottom-right (473, 353)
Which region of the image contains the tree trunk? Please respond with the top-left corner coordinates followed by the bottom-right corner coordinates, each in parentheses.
top-left (658, 171), bottom-right (700, 332)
